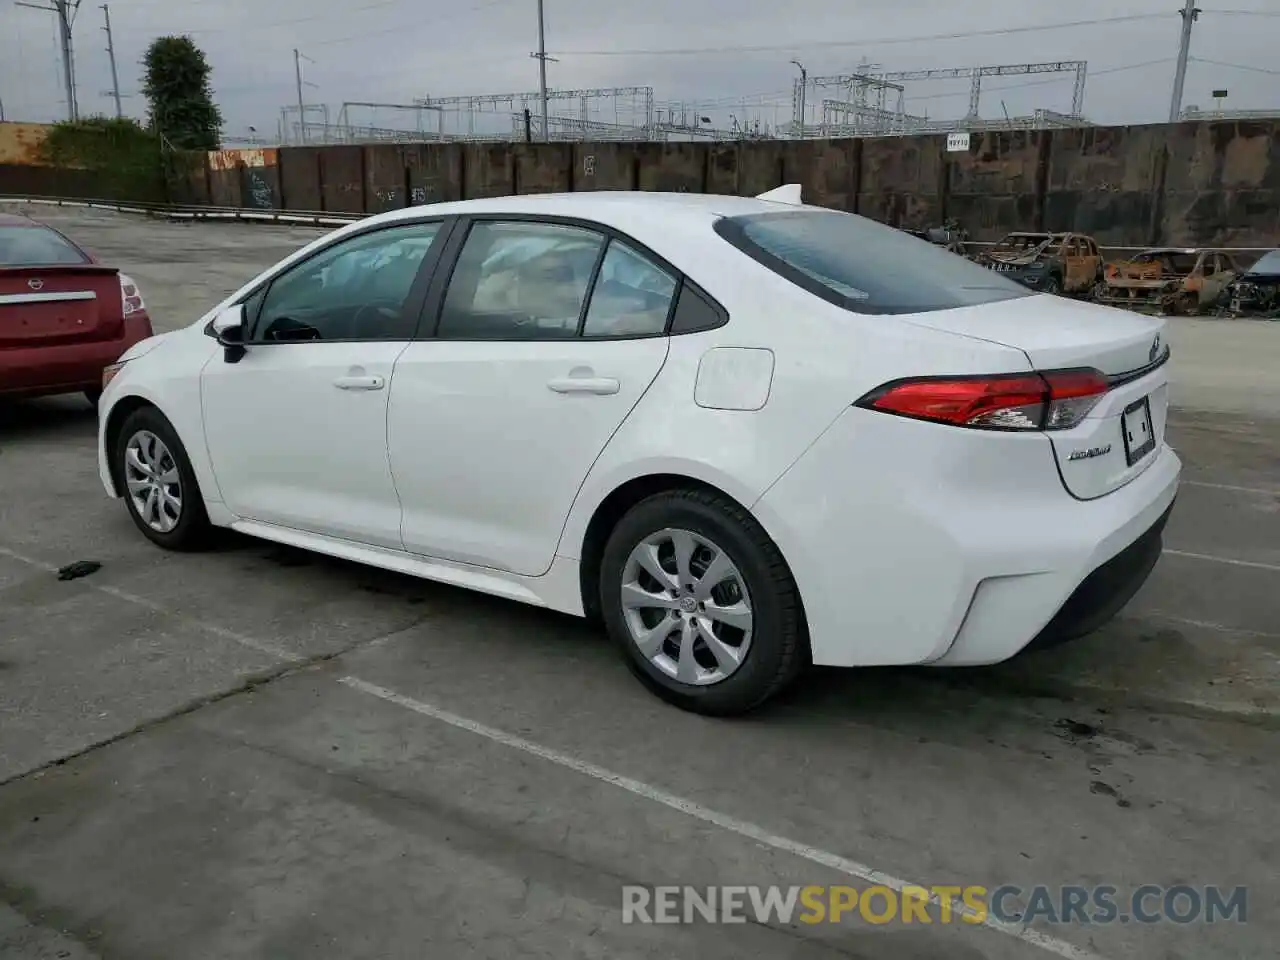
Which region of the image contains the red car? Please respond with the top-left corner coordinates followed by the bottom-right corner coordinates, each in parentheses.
top-left (1, 212), bottom-right (154, 407)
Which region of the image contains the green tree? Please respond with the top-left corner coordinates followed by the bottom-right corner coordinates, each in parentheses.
top-left (141, 35), bottom-right (223, 150)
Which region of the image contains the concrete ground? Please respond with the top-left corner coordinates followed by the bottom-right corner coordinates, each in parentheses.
top-left (1, 203), bottom-right (1277, 960)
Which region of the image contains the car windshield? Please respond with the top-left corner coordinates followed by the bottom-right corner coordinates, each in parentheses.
top-left (0, 225), bottom-right (89, 266)
top-left (716, 209), bottom-right (1030, 315)
top-left (1246, 250), bottom-right (1280, 277)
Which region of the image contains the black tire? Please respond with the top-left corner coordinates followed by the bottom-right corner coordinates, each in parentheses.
top-left (599, 489), bottom-right (806, 716)
top-left (114, 405), bottom-right (212, 551)
top-left (1042, 274), bottom-right (1063, 296)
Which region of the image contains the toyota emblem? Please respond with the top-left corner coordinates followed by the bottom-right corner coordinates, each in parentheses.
top-left (1149, 334), bottom-right (1161, 362)
top-left (27, 278), bottom-right (43, 291)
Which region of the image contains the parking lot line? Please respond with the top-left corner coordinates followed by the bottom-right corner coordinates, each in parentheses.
top-left (1162, 548), bottom-right (1280, 573)
top-left (338, 674), bottom-right (1109, 960)
top-left (0, 544), bottom-right (300, 663)
top-left (1181, 480), bottom-right (1279, 497)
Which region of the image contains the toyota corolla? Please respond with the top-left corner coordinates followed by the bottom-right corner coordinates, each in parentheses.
top-left (96, 187), bottom-right (1179, 715)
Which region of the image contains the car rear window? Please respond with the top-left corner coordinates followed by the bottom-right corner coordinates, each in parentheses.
top-left (0, 225), bottom-right (89, 266)
top-left (714, 209), bottom-right (1030, 315)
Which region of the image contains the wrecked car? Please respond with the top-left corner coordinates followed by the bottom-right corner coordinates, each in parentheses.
top-left (1222, 249), bottom-right (1280, 318)
top-left (1096, 248), bottom-right (1238, 315)
top-left (975, 231), bottom-right (1103, 295)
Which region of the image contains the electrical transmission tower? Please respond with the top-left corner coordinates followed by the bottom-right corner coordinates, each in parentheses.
top-left (15, 0), bottom-right (82, 120)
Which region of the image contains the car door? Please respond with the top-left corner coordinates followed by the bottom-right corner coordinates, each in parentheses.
top-left (388, 217), bottom-right (677, 576)
top-left (1063, 237), bottom-right (1087, 291)
top-left (201, 219), bottom-right (450, 548)
top-left (1201, 253), bottom-right (1233, 306)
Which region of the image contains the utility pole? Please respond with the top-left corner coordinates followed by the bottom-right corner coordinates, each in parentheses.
top-left (100, 3), bottom-right (121, 118)
top-left (15, 0), bottom-right (81, 120)
top-left (1168, 0), bottom-right (1200, 122)
top-left (791, 60), bottom-right (807, 138)
top-left (531, 0), bottom-right (556, 142)
top-left (294, 48), bottom-right (307, 144)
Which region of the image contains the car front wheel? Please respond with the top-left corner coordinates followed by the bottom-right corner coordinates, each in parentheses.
top-left (599, 489), bottom-right (806, 716)
top-left (115, 406), bottom-right (211, 551)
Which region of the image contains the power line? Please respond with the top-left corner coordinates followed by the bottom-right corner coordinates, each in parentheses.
top-left (546, 13), bottom-right (1173, 58)
top-left (1206, 7), bottom-right (1280, 16)
top-left (1190, 56), bottom-right (1280, 76)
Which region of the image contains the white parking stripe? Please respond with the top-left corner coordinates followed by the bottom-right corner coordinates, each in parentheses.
top-left (0, 545), bottom-right (300, 663)
top-left (1162, 549), bottom-right (1280, 573)
top-left (339, 675), bottom-right (1109, 960)
top-left (1182, 480), bottom-right (1279, 497)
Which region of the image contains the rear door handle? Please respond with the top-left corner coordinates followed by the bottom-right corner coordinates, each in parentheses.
top-left (334, 375), bottom-right (385, 391)
top-left (547, 376), bottom-right (620, 395)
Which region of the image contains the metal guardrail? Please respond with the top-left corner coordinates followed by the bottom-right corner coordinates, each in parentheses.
top-left (0, 195), bottom-right (361, 228)
top-left (2, 194), bottom-right (1276, 255)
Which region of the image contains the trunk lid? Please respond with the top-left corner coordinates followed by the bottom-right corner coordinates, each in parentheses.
top-left (902, 294), bottom-right (1169, 499)
top-left (0, 265), bottom-right (122, 348)
top-left (902, 293), bottom-right (1164, 376)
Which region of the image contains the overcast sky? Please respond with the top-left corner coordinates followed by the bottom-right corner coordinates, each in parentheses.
top-left (2, 0), bottom-right (1277, 140)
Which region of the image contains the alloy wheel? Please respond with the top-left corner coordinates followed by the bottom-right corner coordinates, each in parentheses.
top-left (620, 527), bottom-right (754, 686)
top-left (124, 430), bottom-right (183, 534)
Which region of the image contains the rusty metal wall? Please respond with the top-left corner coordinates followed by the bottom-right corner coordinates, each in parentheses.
top-left (7, 119), bottom-right (1279, 248)
top-left (1160, 120), bottom-right (1280, 247)
top-left (364, 144), bottom-right (407, 214)
top-left (404, 144), bottom-right (463, 205)
top-left (636, 143), bottom-right (705, 192)
top-left (319, 146), bottom-right (365, 213)
top-left (512, 143), bottom-right (573, 194)
top-left (570, 143), bottom-right (635, 191)
top-left (279, 147), bottom-right (323, 211)
top-left (859, 136), bottom-right (944, 227)
top-left (463, 144), bottom-right (514, 199)
top-left (948, 130), bottom-right (1046, 240)
top-left (1043, 125), bottom-right (1165, 245)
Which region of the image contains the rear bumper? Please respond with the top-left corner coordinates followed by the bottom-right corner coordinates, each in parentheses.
top-left (1025, 498), bottom-right (1173, 650)
top-left (750, 406), bottom-right (1181, 669)
top-left (0, 314), bottom-right (153, 398)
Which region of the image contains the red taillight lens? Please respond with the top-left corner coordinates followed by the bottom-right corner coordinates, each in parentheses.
top-left (856, 369), bottom-right (1108, 431)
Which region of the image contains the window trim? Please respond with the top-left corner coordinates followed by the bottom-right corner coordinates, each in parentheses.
top-left (415, 213), bottom-right (725, 342)
top-left (234, 216), bottom-right (458, 346)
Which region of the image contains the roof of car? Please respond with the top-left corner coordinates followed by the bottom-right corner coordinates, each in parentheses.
top-left (365, 191), bottom-right (814, 228)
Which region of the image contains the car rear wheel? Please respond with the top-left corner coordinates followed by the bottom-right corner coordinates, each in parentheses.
top-left (599, 489), bottom-right (805, 716)
top-left (1042, 274), bottom-right (1063, 296)
top-left (115, 406), bottom-right (211, 551)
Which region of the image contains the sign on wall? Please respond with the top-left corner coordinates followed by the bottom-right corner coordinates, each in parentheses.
top-left (946, 132), bottom-right (971, 153)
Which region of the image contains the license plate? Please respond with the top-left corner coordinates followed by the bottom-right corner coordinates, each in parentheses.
top-left (1121, 396), bottom-right (1155, 466)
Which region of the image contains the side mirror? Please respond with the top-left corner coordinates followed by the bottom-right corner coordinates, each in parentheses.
top-left (209, 304), bottom-right (248, 363)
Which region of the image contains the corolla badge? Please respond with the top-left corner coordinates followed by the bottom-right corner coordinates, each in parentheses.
top-left (1067, 444), bottom-right (1112, 462)
top-left (27, 278), bottom-right (43, 291)
top-left (1149, 333), bottom-right (1161, 362)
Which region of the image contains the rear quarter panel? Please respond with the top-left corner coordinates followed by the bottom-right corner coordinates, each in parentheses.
top-left (555, 224), bottom-right (1037, 561)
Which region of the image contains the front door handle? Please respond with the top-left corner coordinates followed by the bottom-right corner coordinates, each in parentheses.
top-left (334, 375), bottom-right (385, 391)
top-left (547, 376), bottom-right (620, 395)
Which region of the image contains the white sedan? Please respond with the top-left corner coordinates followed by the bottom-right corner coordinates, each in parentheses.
top-left (97, 186), bottom-right (1180, 715)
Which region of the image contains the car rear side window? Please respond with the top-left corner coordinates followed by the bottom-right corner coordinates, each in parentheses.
top-left (715, 210), bottom-right (1030, 315)
top-left (0, 225), bottom-right (89, 266)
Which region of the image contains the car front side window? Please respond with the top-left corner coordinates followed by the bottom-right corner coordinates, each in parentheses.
top-left (251, 221), bottom-right (443, 343)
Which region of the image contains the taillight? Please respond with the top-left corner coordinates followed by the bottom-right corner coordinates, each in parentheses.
top-left (120, 273), bottom-right (145, 316)
top-left (855, 369), bottom-right (1108, 432)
